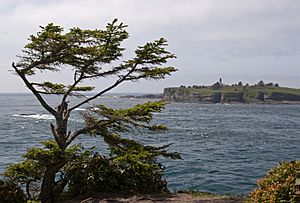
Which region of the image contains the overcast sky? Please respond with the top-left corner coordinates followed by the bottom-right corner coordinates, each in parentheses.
top-left (1, 0), bottom-right (300, 93)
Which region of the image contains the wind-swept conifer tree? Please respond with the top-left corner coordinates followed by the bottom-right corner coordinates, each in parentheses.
top-left (7, 19), bottom-right (179, 202)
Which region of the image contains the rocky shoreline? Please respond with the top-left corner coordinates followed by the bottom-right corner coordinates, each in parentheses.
top-left (162, 86), bottom-right (300, 104)
top-left (62, 192), bottom-right (244, 203)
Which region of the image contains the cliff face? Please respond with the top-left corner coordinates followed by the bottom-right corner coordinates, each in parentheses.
top-left (163, 88), bottom-right (193, 102)
top-left (269, 92), bottom-right (300, 101)
top-left (163, 88), bottom-right (246, 103)
top-left (163, 87), bottom-right (300, 103)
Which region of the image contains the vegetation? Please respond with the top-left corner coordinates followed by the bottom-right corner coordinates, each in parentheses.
top-left (247, 160), bottom-right (300, 203)
top-left (0, 179), bottom-right (26, 203)
top-left (5, 19), bottom-right (180, 202)
top-left (164, 80), bottom-right (300, 103)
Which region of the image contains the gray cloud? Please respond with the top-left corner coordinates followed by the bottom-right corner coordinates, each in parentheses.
top-left (0, 0), bottom-right (300, 92)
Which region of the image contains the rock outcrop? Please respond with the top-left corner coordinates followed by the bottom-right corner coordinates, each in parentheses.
top-left (268, 92), bottom-right (300, 101)
top-left (163, 87), bottom-right (300, 104)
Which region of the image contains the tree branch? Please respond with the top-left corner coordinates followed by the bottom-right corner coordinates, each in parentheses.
top-left (12, 63), bottom-right (58, 118)
top-left (61, 71), bottom-right (84, 106)
top-left (68, 63), bottom-right (139, 112)
top-left (66, 128), bottom-right (86, 147)
top-left (65, 119), bottom-right (116, 147)
top-left (50, 123), bottom-right (63, 148)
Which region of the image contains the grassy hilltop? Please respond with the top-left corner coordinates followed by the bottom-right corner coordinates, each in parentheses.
top-left (163, 81), bottom-right (300, 103)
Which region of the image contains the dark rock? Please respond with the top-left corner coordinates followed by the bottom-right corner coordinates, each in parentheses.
top-left (269, 92), bottom-right (300, 101)
top-left (255, 92), bottom-right (265, 101)
top-left (211, 92), bottom-right (222, 103)
top-left (222, 92), bottom-right (245, 103)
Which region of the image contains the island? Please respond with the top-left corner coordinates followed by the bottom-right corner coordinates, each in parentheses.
top-left (163, 80), bottom-right (300, 104)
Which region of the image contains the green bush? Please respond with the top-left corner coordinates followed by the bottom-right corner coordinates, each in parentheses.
top-left (248, 160), bottom-right (300, 203)
top-left (111, 147), bottom-right (168, 193)
top-left (65, 147), bottom-right (170, 199)
top-left (5, 138), bottom-right (179, 201)
top-left (0, 179), bottom-right (26, 203)
top-left (64, 153), bottom-right (121, 197)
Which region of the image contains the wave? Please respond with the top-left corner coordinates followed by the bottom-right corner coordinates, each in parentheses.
top-left (12, 113), bottom-right (54, 120)
top-left (74, 108), bottom-right (85, 111)
top-left (12, 113), bottom-right (84, 123)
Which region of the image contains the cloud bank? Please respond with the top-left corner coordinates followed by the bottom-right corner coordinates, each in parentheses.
top-left (1, 0), bottom-right (299, 92)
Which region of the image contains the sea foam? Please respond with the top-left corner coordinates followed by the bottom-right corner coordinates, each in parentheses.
top-left (12, 113), bottom-right (54, 120)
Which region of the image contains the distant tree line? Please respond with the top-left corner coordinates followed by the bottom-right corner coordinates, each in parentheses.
top-left (255, 80), bottom-right (279, 87)
top-left (179, 79), bottom-right (279, 89)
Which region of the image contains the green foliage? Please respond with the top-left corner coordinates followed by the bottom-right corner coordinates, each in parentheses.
top-left (113, 149), bottom-right (168, 193)
top-left (5, 141), bottom-right (84, 200)
top-left (82, 100), bottom-right (181, 159)
top-left (5, 140), bottom-right (179, 200)
top-left (83, 101), bottom-right (169, 139)
top-left (248, 160), bottom-right (300, 203)
top-left (14, 19), bottom-right (176, 97)
top-left (10, 19), bottom-right (178, 202)
top-left (19, 20), bottom-right (128, 74)
top-left (65, 148), bottom-right (170, 198)
top-left (63, 100), bottom-right (181, 198)
top-left (31, 81), bottom-right (95, 95)
top-left (0, 179), bottom-right (26, 203)
top-left (4, 159), bottom-right (42, 195)
top-left (5, 102), bottom-right (180, 200)
top-left (23, 140), bottom-right (80, 167)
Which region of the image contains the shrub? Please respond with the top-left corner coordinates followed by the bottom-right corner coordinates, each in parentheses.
top-left (5, 139), bottom-right (178, 201)
top-left (0, 179), bottom-right (26, 203)
top-left (63, 153), bottom-right (121, 197)
top-left (65, 144), bottom-right (175, 199)
top-left (112, 146), bottom-right (169, 193)
top-left (248, 160), bottom-right (300, 203)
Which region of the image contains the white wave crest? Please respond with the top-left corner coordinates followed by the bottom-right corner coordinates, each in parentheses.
top-left (12, 113), bottom-right (54, 120)
top-left (74, 108), bottom-right (85, 111)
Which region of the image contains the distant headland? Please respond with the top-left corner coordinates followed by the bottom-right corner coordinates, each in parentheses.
top-left (163, 79), bottom-right (300, 104)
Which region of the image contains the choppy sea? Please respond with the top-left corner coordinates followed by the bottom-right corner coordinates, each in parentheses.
top-left (0, 93), bottom-right (299, 195)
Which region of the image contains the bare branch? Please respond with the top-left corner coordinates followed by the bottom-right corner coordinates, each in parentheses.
top-left (61, 71), bottom-right (84, 105)
top-left (12, 63), bottom-right (58, 118)
top-left (50, 123), bottom-right (60, 145)
top-left (66, 128), bottom-right (86, 147)
top-left (68, 63), bottom-right (139, 112)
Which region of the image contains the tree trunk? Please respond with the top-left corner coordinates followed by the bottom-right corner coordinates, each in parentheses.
top-left (40, 167), bottom-right (57, 203)
top-left (40, 106), bottom-right (69, 202)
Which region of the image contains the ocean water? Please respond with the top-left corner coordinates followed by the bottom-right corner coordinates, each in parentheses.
top-left (0, 93), bottom-right (299, 196)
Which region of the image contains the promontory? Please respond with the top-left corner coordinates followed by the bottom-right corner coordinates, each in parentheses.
top-left (163, 80), bottom-right (300, 104)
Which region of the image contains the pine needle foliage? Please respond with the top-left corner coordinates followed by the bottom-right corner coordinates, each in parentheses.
top-left (7, 19), bottom-right (179, 202)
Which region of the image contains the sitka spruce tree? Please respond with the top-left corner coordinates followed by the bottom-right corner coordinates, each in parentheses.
top-left (6, 19), bottom-right (180, 202)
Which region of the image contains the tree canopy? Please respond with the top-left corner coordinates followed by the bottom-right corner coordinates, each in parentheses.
top-left (7, 19), bottom-right (180, 203)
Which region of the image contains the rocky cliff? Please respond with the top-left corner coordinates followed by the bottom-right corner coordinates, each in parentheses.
top-left (163, 87), bottom-right (300, 103)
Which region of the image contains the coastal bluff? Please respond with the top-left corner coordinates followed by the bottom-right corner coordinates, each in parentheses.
top-left (163, 83), bottom-right (300, 104)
